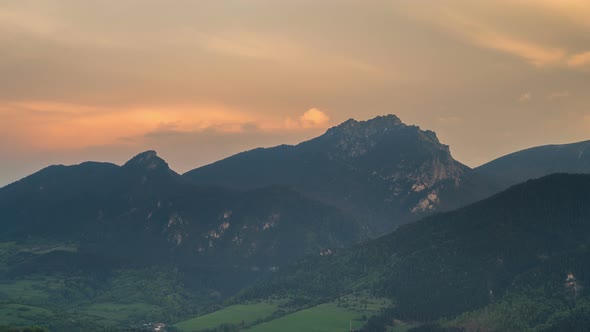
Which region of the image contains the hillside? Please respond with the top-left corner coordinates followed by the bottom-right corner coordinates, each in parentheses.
top-left (234, 174), bottom-right (590, 331)
top-left (0, 151), bottom-right (364, 267)
top-left (476, 140), bottom-right (590, 187)
top-left (0, 151), bottom-right (364, 329)
top-left (185, 115), bottom-right (497, 233)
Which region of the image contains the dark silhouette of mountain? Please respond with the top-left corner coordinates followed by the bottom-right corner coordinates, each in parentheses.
top-left (0, 151), bottom-right (363, 273)
top-left (3, 130), bottom-right (590, 330)
top-left (476, 140), bottom-right (590, 187)
top-left (184, 115), bottom-right (497, 233)
top-left (237, 174), bottom-right (590, 329)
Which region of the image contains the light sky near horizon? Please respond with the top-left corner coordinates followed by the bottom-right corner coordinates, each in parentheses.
top-left (1, 0), bottom-right (590, 186)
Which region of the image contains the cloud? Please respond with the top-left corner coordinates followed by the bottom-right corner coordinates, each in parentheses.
top-left (285, 108), bottom-right (330, 129)
top-left (398, 2), bottom-right (590, 69)
top-left (0, 100), bottom-right (334, 154)
top-left (195, 30), bottom-right (382, 77)
top-left (475, 33), bottom-right (565, 67)
top-left (300, 108), bottom-right (330, 127)
top-left (3, 0), bottom-right (590, 185)
top-left (529, 0), bottom-right (590, 29)
top-left (448, 18), bottom-right (564, 67)
top-left (198, 32), bottom-right (302, 61)
top-left (547, 91), bottom-right (571, 100)
top-left (0, 101), bottom-right (257, 150)
top-left (518, 92), bottom-right (532, 102)
top-left (567, 51), bottom-right (590, 68)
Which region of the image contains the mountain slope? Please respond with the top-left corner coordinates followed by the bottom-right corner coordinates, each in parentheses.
top-left (185, 115), bottom-right (496, 232)
top-left (476, 140), bottom-right (590, 187)
top-left (0, 151), bottom-right (371, 329)
top-left (0, 151), bottom-right (364, 272)
top-left (236, 174), bottom-right (590, 328)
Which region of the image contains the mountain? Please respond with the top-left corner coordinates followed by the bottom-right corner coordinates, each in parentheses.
top-left (185, 115), bottom-right (497, 233)
top-left (476, 140), bottom-right (590, 188)
top-left (0, 150), bottom-right (364, 277)
top-left (0, 151), bottom-right (374, 329)
top-left (236, 174), bottom-right (590, 331)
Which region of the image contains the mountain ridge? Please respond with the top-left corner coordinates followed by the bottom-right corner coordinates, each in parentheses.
top-left (0, 151), bottom-right (364, 270)
top-left (476, 139), bottom-right (590, 188)
top-left (184, 114), bottom-right (494, 233)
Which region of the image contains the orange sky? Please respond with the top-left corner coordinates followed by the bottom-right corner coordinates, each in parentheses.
top-left (1, 0), bottom-right (590, 185)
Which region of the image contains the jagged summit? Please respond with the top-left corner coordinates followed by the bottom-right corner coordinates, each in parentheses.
top-left (314, 114), bottom-right (446, 161)
top-left (326, 114), bottom-right (404, 135)
top-left (323, 114), bottom-right (440, 145)
top-left (123, 150), bottom-right (170, 172)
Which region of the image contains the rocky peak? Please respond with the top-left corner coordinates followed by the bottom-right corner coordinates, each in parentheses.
top-left (310, 115), bottom-right (469, 215)
top-left (319, 114), bottom-right (450, 160)
top-left (327, 114), bottom-right (403, 136)
top-left (123, 150), bottom-right (171, 172)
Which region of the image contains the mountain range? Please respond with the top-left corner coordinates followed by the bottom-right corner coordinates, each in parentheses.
top-left (2, 114), bottom-right (590, 330)
top-left (0, 150), bottom-right (364, 271)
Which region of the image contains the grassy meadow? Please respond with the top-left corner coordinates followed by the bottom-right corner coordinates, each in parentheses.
top-left (175, 302), bottom-right (281, 331)
top-left (175, 294), bottom-right (391, 332)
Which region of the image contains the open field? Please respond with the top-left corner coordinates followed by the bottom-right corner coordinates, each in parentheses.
top-left (176, 294), bottom-right (391, 332)
top-left (245, 302), bottom-right (365, 332)
top-left (246, 296), bottom-right (390, 332)
top-left (0, 240), bottom-right (394, 331)
top-left (175, 302), bottom-right (281, 331)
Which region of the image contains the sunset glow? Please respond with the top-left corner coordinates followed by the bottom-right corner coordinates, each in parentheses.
top-left (1, 0), bottom-right (590, 185)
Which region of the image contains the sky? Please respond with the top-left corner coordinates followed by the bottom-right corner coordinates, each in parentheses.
top-left (1, 0), bottom-right (590, 186)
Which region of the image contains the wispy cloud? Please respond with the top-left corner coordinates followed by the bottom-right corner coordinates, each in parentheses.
top-left (195, 30), bottom-right (382, 75)
top-left (399, 2), bottom-right (589, 69)
top-left (197, 32), bottom-right (302, 62)
top-left (0, 101), bottom-right (333, 152)
top-left (547, 91), bottom-right (571, 100)
top-left (473, 33), bottom-right (565, 67)
top-left (528, 0), bottom-right (590, 29)
top-left (567, 51), bottom-right (590, 68)
top-left (435, 12), bottom-right (566, 67)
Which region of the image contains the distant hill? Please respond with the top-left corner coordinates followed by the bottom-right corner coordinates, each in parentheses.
top-left (476, 140), bottom-right (590, 187)
top-left (0, 151), bottom-right (363, 280)
top-left (237, 174), bottom-right (590, 330)
top-left (185, 115), bottom-right (497, 233)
